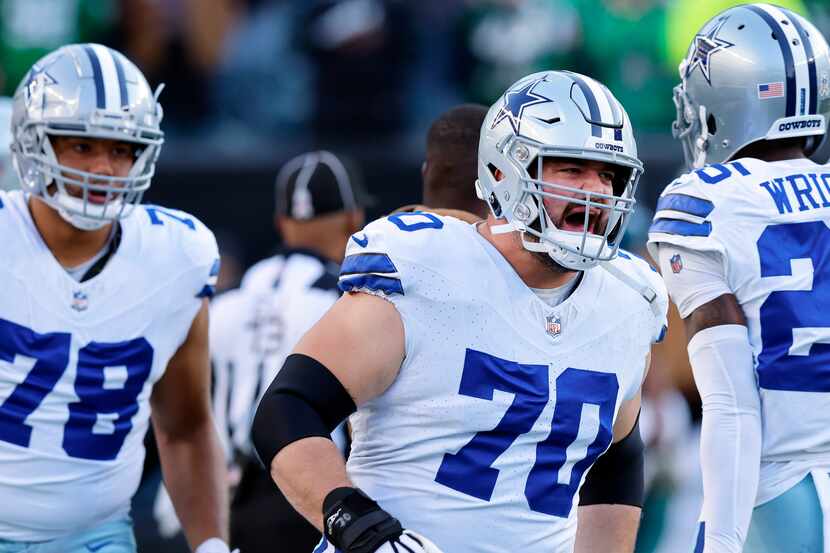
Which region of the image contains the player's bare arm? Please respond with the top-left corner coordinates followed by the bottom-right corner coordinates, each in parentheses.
top-left (575, 353), bottom-right (649, 553)
top-left (252, 292), bottom-right (440, 552)
top-left (266, 291), bottom-right (404, 528)
top-left (684, 293), bottom-right (747, 337)
top-left (151, 299), bottom-right (229, 549)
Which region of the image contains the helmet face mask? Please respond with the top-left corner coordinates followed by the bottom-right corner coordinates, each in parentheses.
top-left (477, 71), bottom-right (643, 271)
top-left (10, 43), bottom-right (164, 230)
top-left (675, 4), bottom-right (830, 170)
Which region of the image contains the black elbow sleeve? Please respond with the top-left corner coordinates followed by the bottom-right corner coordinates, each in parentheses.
top-left (251, 353), bottom-right (357, 467)
top-left (578, 416), bottom-right (645, 507)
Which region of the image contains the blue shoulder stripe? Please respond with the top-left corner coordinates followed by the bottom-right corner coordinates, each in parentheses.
top-left (656, 325), bottom-right (667, 344)
top-left (341, 253), bottom-right (397, 276)
top-left (655, 193), bottom-right (714, 218)
top-left (209, 258), bottom-right (221, 277)
top-left (649, 218), bottom-right (712, 237)
top-left (339, 275), bottom-right (404, 296)
top-left (694, 522), bottom-right (705, 553)
top-left (196, 284), bottom-right (216, 298)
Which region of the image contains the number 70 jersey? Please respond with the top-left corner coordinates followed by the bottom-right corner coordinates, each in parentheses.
top-left (339, 213), bottom-right (667, 553)
top-left (647, 158), bottom-right (830, 501)
top-left (0, 190), bottom-right (219, 541)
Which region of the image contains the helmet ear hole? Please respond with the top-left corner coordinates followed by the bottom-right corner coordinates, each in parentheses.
top-left (707, 113), bottom-right (717, 135)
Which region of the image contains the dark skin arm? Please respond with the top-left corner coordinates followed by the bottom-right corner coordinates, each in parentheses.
top-left (683, 293), bottom-right (747, 340)
top-left (151, 300), bottom-right (229, 548)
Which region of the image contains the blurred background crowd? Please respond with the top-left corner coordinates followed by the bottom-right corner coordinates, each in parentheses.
top-left (3, 0), bottom-right (830, 551)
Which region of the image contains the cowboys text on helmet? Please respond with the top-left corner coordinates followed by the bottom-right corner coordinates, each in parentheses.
top-left (476, 70), bottom-right (644, 270)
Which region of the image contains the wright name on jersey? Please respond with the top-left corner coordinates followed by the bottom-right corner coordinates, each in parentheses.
top-left (648, 158), bottom-right (830, 504)
top-left (0, 190), bottom-right (219, 540)
top-left (336, 212), bottom-right (667, 553)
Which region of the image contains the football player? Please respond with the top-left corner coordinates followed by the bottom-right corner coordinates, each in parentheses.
top-left (648, 5), bottom-right (830, 552)
top-left (252, 70), bottom-right (668, 553)
top-left (0, 44), bottom-right (232, 553)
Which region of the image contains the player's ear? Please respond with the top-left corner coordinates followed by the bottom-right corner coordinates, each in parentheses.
top-left (275, 215), bottom-right (289, 239)
top-left (346, 209), bottom-right (365, 235)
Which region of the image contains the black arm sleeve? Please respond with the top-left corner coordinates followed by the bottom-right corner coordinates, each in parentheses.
top-left (251, 353), bottom-right (357, 468)
top-left (578, 415), bottom-right (645, 507)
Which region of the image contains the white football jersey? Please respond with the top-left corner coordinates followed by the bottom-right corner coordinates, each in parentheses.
top-left (338, 212), bottom-right (667, 553)
top-left (210, 250), bottom-right (344, 458)
top-left (0, 190), bottom-right (219, 540)
top-left (647, 158), bottom-right (830, 503)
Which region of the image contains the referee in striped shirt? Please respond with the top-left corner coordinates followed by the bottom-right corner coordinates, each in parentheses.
top-left (210, 151), bottom-right (368, 552)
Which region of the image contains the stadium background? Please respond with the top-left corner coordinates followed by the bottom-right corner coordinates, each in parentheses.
top-left (2, 0), bottom-right (829, 551)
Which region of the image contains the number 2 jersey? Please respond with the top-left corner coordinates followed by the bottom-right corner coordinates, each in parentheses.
top-left (0, 190), bottom-right (219, 540)
top-left (647, 158), bottom-right (830, 504)
top-left (337, 213), bottom-right (667, 553)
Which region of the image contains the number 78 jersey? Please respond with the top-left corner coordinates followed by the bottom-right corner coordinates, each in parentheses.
top-left (0, 190), bottom-right (219, 540)
top-left (647, 158), bottom-right (830, 497)
top-left (339, 213), bottom-right (667, 553)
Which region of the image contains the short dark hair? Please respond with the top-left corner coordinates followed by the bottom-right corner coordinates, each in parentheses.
top-left (423, 103), bottom-right (489, 218)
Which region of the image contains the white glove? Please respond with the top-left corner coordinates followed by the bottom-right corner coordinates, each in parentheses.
top-left (318, 530), bottom-right (443, 553)
top-left (374, 530), bottom-right (444, 552)
top-left (152, 482), bottom-right (181, 539)
top-left (194, 537), bottom-right (240, 553)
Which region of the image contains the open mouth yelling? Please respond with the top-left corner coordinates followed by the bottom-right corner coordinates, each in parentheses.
top-left (559, 207), bottom-right (605, 234)
top-left (87, 190), bottom-right (109, 205)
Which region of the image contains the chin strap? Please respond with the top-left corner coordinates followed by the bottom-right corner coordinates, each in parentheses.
top-left (600, 260), bottom-right (660, 316)
top-left (693, 105), bottom-right (709, 169)
top-left (490, 220), bottom-right (518, 235)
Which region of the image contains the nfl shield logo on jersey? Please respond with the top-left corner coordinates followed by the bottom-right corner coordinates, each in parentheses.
top-left (545, 314), bottom-right (562, 338)
top-left (71, 291), bottom-right (89, 312)
top-left (670, 254), bottom-right (683, 274)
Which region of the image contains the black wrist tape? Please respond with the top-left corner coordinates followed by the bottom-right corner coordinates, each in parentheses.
top-left (323, 487), bottom-right (402, 553)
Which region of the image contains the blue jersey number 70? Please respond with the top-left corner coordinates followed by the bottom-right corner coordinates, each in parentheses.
top-left (434, 349), bottom-right (618, 517)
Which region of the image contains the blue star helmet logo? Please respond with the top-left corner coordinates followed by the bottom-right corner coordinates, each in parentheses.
top-left (23, 62), bottom-right (58, 109)
top-left (491, 78), bottom-right (553, 135)
top-left (685, 17), bottom-right (734, 85)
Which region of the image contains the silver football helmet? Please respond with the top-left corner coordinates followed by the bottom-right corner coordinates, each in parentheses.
top-left (0, 96), bottom-right (14, 191)
top-left (476, 70), bottom-right (643, 271)
top-left (674, 3), bottom-right (830, 170)
top-left (10, 43), bottom-right (164, 230)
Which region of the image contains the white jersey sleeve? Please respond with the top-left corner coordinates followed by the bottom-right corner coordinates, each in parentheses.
top-left (146, 205), bottom-right (221, 303)
top-left (646, 169), bottom-right (728, 259)
top-left (656, 245), bottom-right (731, 319)
top-left (338, 215), bottom-right (423, 299)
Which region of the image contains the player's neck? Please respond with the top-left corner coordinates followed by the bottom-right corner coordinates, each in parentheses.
top-left (28, 196), bottom-right (114, 269)
top-left (478, 218), bottom-right (578, 289)
top-left (732, 141), bottom-right (807, 163)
